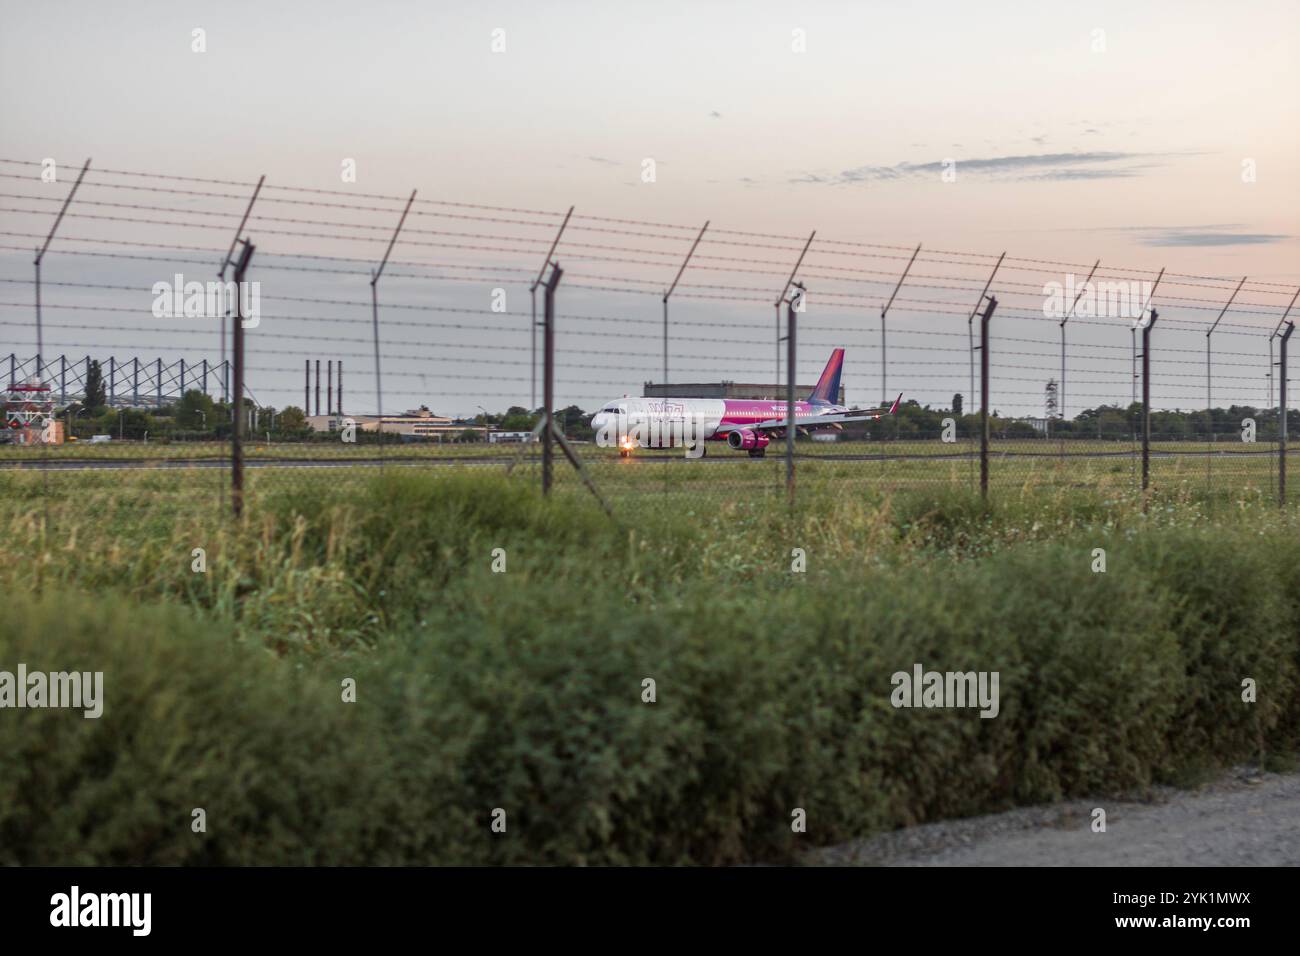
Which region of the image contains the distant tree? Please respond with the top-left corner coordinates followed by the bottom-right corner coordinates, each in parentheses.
top-left (278, 406), bottom-right (308, 432)
top-left (951, 393), bottom-right (963, 417)
top-left (559, 404), bottom-right (592, 440)
top-left (459, 428), bottom-right (482, 443)
top-left (501, 405), bottom-right (538, 431)
top-left (175, 389), bottom-right (217, 430)
top-left (98, 407), bottom-right (150, 440)
top-left (83, 360), bottom-right (107, 414)
top-left (1001, 420), bottom-right (1040, 439)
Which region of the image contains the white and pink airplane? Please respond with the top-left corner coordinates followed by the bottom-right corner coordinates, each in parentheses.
top-left (590, 348), bottom-right (901, 457)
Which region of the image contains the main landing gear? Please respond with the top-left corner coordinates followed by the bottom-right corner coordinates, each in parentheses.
top-left (748, 448), bottom-right (766, 458)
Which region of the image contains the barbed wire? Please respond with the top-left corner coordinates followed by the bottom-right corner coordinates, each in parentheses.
top-left (3, 157), bottom-right (1295, 295)
top-left (3, 156), bottom-right (1296, 431)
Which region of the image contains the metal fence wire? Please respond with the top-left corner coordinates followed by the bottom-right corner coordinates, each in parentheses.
top-left (2, 157), bottom-right (1298, 524)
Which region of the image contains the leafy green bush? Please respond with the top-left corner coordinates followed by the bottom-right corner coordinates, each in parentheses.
top-left (0, 594), bottom-right (472, 865)
top-left (3, 477), bottom-right (1299, 864)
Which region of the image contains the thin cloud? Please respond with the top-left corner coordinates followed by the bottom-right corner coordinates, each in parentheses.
top-left (1141, 229), bottom-right (1291, 247)
top-left (1065, 223), bottom-right (1248, 233)
top-left (1019, 164), bottom-right (1161, 181)
top-left (792, 151), bottom-right (1161, 185)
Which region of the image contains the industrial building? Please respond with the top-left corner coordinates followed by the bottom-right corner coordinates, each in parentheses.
top-left (307, 407), bottom-right (488, 440)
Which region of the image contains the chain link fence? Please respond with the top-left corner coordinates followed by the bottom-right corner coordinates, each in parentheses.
top-left (2, 158), bottom-right (1297, 530)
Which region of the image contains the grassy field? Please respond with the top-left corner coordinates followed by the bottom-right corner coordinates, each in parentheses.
top-left (3, 464), bottom-right (1299, 864)
top-left (3, 436), bottom-right (1292, 519)
top-left (4, 432), bottom-right (1289, 535)
top-left (0, 434), bottom-right (1281, 462)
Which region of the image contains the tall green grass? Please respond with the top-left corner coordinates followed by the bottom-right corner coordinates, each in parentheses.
top-left (2, 472), bottom-right (1299, 864)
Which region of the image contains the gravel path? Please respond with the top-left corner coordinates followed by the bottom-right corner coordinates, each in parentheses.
top-left (810, 765), bottom-right (1300, 866)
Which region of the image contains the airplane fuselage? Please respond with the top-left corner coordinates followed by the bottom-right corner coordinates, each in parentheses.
top-left (590, 397), bottom-right (850, 451)
top-left (587, 349), bottom-right (894, 456)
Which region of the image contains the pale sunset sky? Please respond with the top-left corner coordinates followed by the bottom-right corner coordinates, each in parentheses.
top-left (1, 0), bottom-right (1296, 415)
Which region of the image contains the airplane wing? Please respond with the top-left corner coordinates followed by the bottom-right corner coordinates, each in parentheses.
top-left (715, 393), bottom-right (902, 434)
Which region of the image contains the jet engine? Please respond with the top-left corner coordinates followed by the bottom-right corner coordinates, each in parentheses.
top-left (726, 428), bottom-right (769, 450)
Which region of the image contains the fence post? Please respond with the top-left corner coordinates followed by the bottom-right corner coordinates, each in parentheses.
top-left (880, 243), bottom-right (921, 406)
top-left (230, 240), bottom-right (255, 518)
top-left (541, 262), bottom-right (563, 495)
top-left (1267, 289), bottom-right (1299, 501)
top-left (1269, 289), bottom-right (1300, 410)
top-left (968, 254), bottom-right (1005, 491)
top-left (786, 283), bottom-right (803, 505)
top-left (216, 174), bottom-right (263, 432)
top-left (1281, 321), bottom-right (1294, 506)
top-left (1142, 309), bottom-right (1158, 493)
top-left (663, 221), bottom-right (709, 387)
top-left (531, 287), bottom-right (537, 412)
top-left (1060, 259), bottom-right (1100, 422)
top-left (979, 295), bottom-right (997, 497)
top-left (774, 231), bottom-right (816, 395)
top-left (530, 206), bottom-right (574, 416)
top-left (33, 159), bottom-right (91, 403)
top-left (774, 303), bottom-right (781, 388)
top-left (1204, 276), bottom-right (1246, 496)
top-left (368, 189), bottom-right (417, 468)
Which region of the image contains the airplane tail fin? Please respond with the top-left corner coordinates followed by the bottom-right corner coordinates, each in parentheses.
top-left (888, 392), bottom-right (902, 414)
top-left (809, 348), bottom-right (845, 405)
